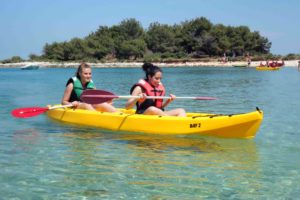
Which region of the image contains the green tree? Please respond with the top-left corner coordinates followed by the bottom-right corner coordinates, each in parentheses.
top-left (118, 18), bottom-right (144, 40)
top-left (145, 22), bottom-right (176, 53)
top-left (10, 56), bottom-right (23, 62)
top-left (2, 56), bottom-right (24, 63)
top-left (252, 31), bottom-right (271, 54)
top-left (87, 26), bottom-right (115, 59)
top-left (68, 38), bottom-right (89, 60)
top-left (180, 17), bottom-right (213, 55)
top-left (210, 24), bottom-right (230, 55)
top-left (118, 39), bottom-right (146, 59)
top-left (29, 54), bottom-right (41, 61)
top-left (43, 42), bottom-right (65, 60)
top-left (112, 19), bottom-right (145, 59)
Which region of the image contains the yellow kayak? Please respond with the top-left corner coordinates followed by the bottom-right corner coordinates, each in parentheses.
top-left (47, 106), bottom-right (263, 138)
top-left (256, 66), bottom-right (280, 71)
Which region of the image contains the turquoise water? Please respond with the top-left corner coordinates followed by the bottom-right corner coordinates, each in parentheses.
top-left (1, 66), bottom-right (300, 199)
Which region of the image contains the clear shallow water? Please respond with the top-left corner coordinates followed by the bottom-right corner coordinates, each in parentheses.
top-left (1, 67), bottom-right (300, 199)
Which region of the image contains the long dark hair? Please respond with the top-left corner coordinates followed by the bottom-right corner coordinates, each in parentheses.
top-left (142, 62), bottom-right (162, 80)
top-left (75, 62), bottom-right (91, 78)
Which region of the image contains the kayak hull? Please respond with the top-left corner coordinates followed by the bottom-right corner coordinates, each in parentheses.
top-left (47, 107), bottom-right (263, 138)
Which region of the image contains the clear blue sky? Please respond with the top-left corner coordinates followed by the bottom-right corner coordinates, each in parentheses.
top-left (1, 0), bottom-right (299, 60)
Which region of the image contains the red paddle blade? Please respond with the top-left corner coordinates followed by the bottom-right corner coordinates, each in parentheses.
top-left (81, 89), bottom-right (118, 104)
top-left (11, 107), bottom-right (49, 118)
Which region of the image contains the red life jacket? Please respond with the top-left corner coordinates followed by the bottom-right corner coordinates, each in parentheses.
top-left (131, 79), bottom-right (166, 109)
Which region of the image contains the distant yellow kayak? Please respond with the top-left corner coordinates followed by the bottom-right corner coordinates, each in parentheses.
top-left (256, 66), bottom-right (280, 71)
top-left (47, 106), bottom-right (263, 138)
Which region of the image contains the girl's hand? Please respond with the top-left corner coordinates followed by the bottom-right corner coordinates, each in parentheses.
top-left (169, 94), bottom-right (176, 102)
top-left (71, 101), bottom-right (80, 108)
top-left (138, 93), bottom-right (147, 104)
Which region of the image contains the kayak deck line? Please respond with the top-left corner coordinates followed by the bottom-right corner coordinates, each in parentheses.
top-left (117, 113), bottom-right (135, 131)
top-left (192, 107), bottom-right (262, 119)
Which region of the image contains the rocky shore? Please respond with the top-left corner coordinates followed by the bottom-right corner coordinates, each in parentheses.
top-left (0, 60), bottom-right (299, 68)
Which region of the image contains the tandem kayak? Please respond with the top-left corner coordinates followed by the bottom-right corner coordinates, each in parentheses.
top-left (256, 66), bottom-right (280, 71)
top-left (47, 106), bottom-right (263, 138)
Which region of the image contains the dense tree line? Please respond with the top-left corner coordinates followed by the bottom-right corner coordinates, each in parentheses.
top-left (2, 17), bottom-right (281, 63)
top-left (38, 17), bottom-right (272, 62)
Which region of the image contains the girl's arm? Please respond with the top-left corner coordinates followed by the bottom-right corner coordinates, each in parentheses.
top-left (61, 83), bottom-right (79, 107)
top-left (125, 86), bottom-right (145, 109)
top-left (162, 94), bottom-right (176, 109)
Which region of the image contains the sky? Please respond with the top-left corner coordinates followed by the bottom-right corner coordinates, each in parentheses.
top-left (0, 0), bottom-right (299, 60)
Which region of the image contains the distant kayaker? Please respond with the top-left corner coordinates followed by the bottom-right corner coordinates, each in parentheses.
top-left (246, 53), bottom-right (251, 66)
top-left (125, 63), bottom-right (186, 116)
top-left (298, 61), bottom-right (300, 71)
top-left (61, 62), bottom-right (117, 112)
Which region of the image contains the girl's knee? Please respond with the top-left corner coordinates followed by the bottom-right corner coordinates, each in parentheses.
top-left (86, 104), bottom-right (96, 110)
top-left (145, 107), bottom-right (164, 115)
top-left (107, 104), bottom-right (117, 112)
top-left (102, 103), bottom-right (116, 112)
top-left (177, 108), bottom-right (186, 117)
top-left (94, 102), bottom-right (116, 112)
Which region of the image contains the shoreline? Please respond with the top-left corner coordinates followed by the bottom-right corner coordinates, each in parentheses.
top-left (0, 60), bottom-right (299, 68)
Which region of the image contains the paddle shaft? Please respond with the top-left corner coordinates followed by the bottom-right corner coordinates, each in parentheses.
top-left (82, 94), bottom-right (217, 100)
top-left (49, 104), bottom-right (73, 110)
top-left (80, 89), bottom-right (217, 104)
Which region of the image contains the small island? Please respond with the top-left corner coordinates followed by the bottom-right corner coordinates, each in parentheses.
top-left (1, 17), bottom-right (300, 68)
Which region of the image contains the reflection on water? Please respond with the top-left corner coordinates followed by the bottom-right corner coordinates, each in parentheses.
top-left (54, 130), bottom-right (261, 198)
top-left (12, 128), bottom-right (42, 152)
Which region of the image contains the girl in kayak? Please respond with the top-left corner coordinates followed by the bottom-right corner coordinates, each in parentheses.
top-left (62, 62), bottom-right (117, 112)
top-left (125, 63), bottom-right (186, 116)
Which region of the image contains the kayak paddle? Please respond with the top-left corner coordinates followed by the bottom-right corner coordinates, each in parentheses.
top-left (11, 104), bottom-right (73, 118)
top-left (81, 89), bottom-right (217, 104)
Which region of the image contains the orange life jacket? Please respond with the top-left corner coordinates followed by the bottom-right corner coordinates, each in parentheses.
top-left (131, 79), bottom-right (166, 109)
